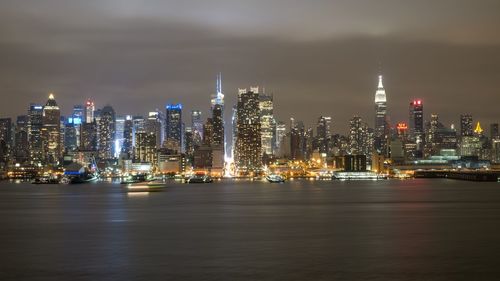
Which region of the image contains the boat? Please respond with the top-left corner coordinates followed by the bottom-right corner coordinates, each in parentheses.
top-left (126, 180), bottom-right (166, 192)
top-left (120, 174), bottom-right (150, 184)
top-left (186, 174), bottom-right (213, 183)
top-left (266, 174), bottom-right (286, 183)
top-left (332, 171), bottom-right (387, 181)
top-left (31, 177), bottom-right (60, 184)
top-left (68, 172), bottom-right (99, 184)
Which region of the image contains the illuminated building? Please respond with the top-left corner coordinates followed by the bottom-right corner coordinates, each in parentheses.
top-left (348, 116), bottom-right (371, 157)
top-left (84, 99), bottom-right (95, 123)
top-left (191, 110), bottom-right (203, 146)
top-left (121, 116), bottom-right (133, 158)
top-left (290, 119), bottom-right (305, 160)
top-left (212, 104), bottom-right (224, 147)
top-left (64, 118), bottom-right (78, 152)
top-left (71, 105), bottom-right (83, 147)
top-left (114, 116), bottom-right (125, 158)
top-left (184, 127), bottom-right (194, 159)
top-left (409, 99), bottom-right (424, 158)
top-left (97, 105), bottom-right (115, 159)
top-left (0, 118), bottom-right (12, 167)
top-left (166, 104), bottom-right (183, 151)
top-left (80, 122), bottom-right (98, 152)
top-left (275, 121), bottom-right (286, 152)
top-left (234, 87), bottom-right (262, 173)
top-left (459, 136), bottom-right (482, 157)
top-left (42, 94), bottom-right (61, 165)
top-left (28, 104), bottom-right (44, 165)
top-left (490, 123), bottom-right (499, 141)
top-left (132, 116), bottom-right (145, 147)
top-left (203, 118), bottom-right (213, 145)
top-left (316, 116), bottom-right (332, 154)
top-left (14, 115), bottom-right (29, 164)
top-left (134, 132), bottom-right (157, 164)
top-left (146, 111), bottom-right (165, 148)
top-left (374, 75), bottom-right (388, 154)
top-left (460, 114), bottom-right (473, 136)
top-left (259, 92), bottom-right (276, 156)
top-left (492, 139), bottom-right (500, 163)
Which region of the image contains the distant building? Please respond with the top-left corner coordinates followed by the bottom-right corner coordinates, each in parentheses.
top-left (259, 93), bottom-right (276, 156)
top-left (374, 75), bottom-right (388, 155)
top-left (460, 114), bottom-right (473, 137)
top-left (80, 122), bottom-right (98, 152)
top-left (409, 99), bottom-right (424, 158)
top-left (0, 118), bottom-right (12, 167)
top-left (98, 105), bottom-right (115, 159)
top-left (316, 116), bottom-right (332, 154)
top-left (234, 87), bottom-right (262, 173)
top-left (84, 99), bottom-right (95, 123)
top-left (28, 104), bottom-right (44, 165)
top-left (42, 94), bottom-right (61, 165)
top-left (134, 132), bottom-right (157, 164)
top-left (166, 104), bottom-right (183, 151)
top-left (191, 110), bottom-right (203, 146)
top-left (348, 116), bottom-right (371, 157)
top-left (14, 115), bottom-right (29, 164)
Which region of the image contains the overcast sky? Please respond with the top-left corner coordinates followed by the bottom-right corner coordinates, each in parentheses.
top-left (1, 0), bottom-right (499, 133)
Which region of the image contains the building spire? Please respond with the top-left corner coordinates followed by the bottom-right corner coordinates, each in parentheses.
top-left (378, 75), bottom-right (384, 89)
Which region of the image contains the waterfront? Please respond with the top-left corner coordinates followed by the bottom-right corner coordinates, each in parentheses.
top-left (1, 179), bottom-right (500, 280)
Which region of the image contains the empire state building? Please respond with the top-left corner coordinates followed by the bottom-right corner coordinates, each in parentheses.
top-left (374, 75), bottom-right (388, 154)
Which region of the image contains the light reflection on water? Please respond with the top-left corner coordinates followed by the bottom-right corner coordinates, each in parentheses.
top-left (0, 179), bottom-right (499, 280)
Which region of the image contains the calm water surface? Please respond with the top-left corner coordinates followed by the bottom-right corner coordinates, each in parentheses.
top-left (1, 179), bottom-right (500, 280)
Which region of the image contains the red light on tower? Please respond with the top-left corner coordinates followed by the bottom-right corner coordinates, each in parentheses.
top-left (397, 122), bottom-right (408, 131)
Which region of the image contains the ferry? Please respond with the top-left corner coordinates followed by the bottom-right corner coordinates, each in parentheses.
top-left (186, 174), bottom-right (213, 183)
top-left (332, 171), bottom-right (387, 181)
top-left (266, 174), bottom-right (286, 183)
top-left (126, 180), bottom-right (167, 192)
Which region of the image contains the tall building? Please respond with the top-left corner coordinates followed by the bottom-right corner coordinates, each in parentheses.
top-left (234, 88), bottom-right (262, 173)
top-left (348, 116), bottom-right (371, 157)
top-left (42, 94), bottom-right (61, 165)
top-left (460, 114), bottom-right (473, 137)
top-left (374, 75), bottom-right (388, 154)
top-left (146, 111), bottom-right (165, 148)
top-left (275, 121), bottom-right (286, 153)
top-left (212, 104), bottom-right (224, 147)
top-left (166, 104), bottom-right (183, 151)
top-left (490, 123), bottom-right (499, 141)
top-left (97, 105), bottom-right (115, 159)
top-left (191, 110), bottom-right (203, 146)
top-left (84, 99), bottom-right (95, 123)
top-left (114, 116), bottom-right (126, 158)
top-left (134, 132), bottom-right (157, 164)
top-left (409, 99), bottom-right (424, 157)
top-left (290, 120), bottom-right (305, 160)
top-left (121, 116), bottom-right (134, 158)
top-left (259, 92), bottom-right (276, 156)
top-left (80, 122), bottom-right (98, 151)
top-left (14, 115), bottom-right (29, 164)
top-left (316, 116), bottom-right (332, 154)
top-left (0, 118), bottom-right (12, 167)
top-left (210, 73), bottom-right (224, 107)
top-left (28, 104), bottom-right (44, 165)
top-left (63, 118), bottom-right (78, 152)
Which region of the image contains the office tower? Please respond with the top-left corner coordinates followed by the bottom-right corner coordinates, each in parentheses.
top-left (185, 127), bottom-right (194, 157)
top-left (210, 73), bottom-right (224, 107)
top-left (84, 99), bottom-right (95, 123)
top-left (134, 132), bottom-right (157, 164)
top-left (14, 115), bottom-right (29, 164)
top-left (275, 121), bottom-right (286, 153)
top-left (234, 88), bottom-right (262, 173)
top-left (231, 105), bottom-right (238, 158)
top-left (80, 122), bottom-right (98, 151)
top-left (259, 92), bottom-right (276, 156)
top-left (191, 110), bottom-right (203, 146)
top-left (0, 118), bottom-right (12, 167)
top-left (203, 118), bottom-right (214, 145)
top-left (460, 114), bottom-right (473, 137)
top-left (166, 104), bottom-right (182, 151)
top-left (41, 94), bottom-right (61, 165)
top-left (122, 116), bottom-right (134, 158)
top-left (409, 99), bottom-right (424, 157)
top-left (212, 104), bottom-right (224, 147)
top-left (316, 116), bottom-right (332, 154)
top-left (64, 118), bottom-right (78, 152)
top-left (132, 115), bottom-right (145, 147)
top-left (290, 120), bottom-right (304, 160)
top-left (97, 105), bottom-right (115, 159)
top-left (490, 123), bottom-right (499, 140)
top-left (374, 75), bottom-right (388, 154)
top-left (28, 104), bottom-right (44, 164)
top-left (146, 111), bottom-right (165, 148)
top-left (348, 116), bottom-right (371, 157)
top-left (114, 116), bottom-right (126, 158)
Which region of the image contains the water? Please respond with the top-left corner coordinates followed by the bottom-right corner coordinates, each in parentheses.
top-left (1, 179), bottom-right (500, 281)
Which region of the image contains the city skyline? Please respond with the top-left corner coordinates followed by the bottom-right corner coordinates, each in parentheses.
top-left (1, 1), bottom-right (500, 133)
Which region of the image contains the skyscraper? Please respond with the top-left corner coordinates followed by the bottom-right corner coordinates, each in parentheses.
top-left (146, 111), bottom-right (165, 148)
top-left (234, 88), bottom-right (262, 173)
top-left (14, 115), bottom-right (29, 164)
top-left (191, 110), bottom-right (203, 146)
top-left (348, 116), bottom-right (371, 157)
top-left (28, 104), bottom-right (43, 165)
top-left (259, 92), bottom-right (276, 156)
top-left (85, 99), bottom-right (95, 123)
top-left (316, 116), bottom-right (332, 154)
top-left (460, 114), bottom-right (473, 137)
top-left (374, 75), bottom-right (388, 154)
top-left (42, 93), bottom-right (61, 165)
top-left (121, 116), bottom-right (134, 158)
top-left (98, 105), bottom-right (115, 159)
top-left (491, 123), bottom-right (499, 140)
top-left (0, 118), bottom-right (12, 167)
top-left (409, 99), bottom-right (424, 157)
top-left (275, 121), bottom-right (286, 153)
top-left (166, 104), bottom-right (183, 151)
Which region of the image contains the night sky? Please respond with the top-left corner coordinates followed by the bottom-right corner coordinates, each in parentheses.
top-left (1, 0), bottom-right (499, 133)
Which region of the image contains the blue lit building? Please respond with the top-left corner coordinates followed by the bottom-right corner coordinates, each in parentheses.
top-left (166, 104), bottom-right (183, 151)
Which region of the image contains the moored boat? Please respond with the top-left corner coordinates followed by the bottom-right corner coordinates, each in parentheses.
top-left (266, 174), bottom-right (286, 183)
